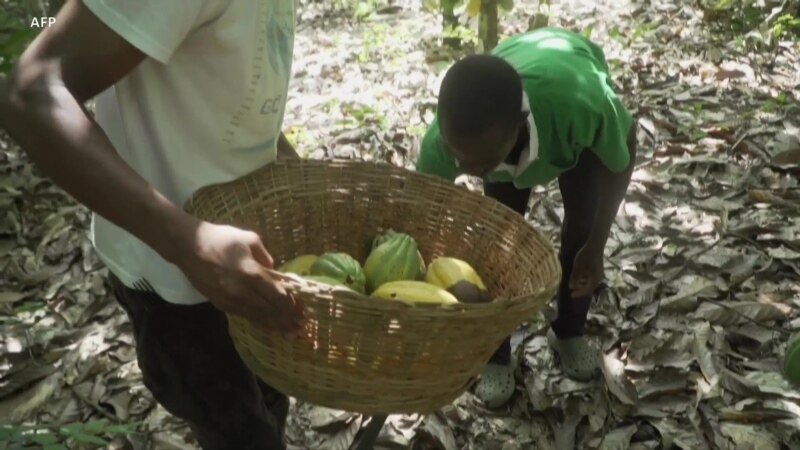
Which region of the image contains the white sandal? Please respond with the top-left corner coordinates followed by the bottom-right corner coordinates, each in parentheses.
top-left (474, 363), bottom-right (515, 408)
top-left (547, 328), bottom-right (598, 381)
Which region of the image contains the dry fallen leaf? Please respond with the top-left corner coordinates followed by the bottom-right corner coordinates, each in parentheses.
top-left (0, 371), bottom-right (63, 424)
top-left (308, 406), bottom-right (356, 432)
top-left (720, 423), bottom-right (781, 450)
top-left (694, 301), bottom-right (789, 326)
top-left (3, 0), bottom-right (800, 448)
top-left (719, 407), bottom-right (797, 423)
top-left (659, 276), bottom-right (717, 312)
top-left (635, 368), bottom-right (689, 399)
top-left (546, 396), bottom-right (585, 450)
top-left (767, 246), bottom-right (800, 260)
top-left (596, 423), bottom-right (638, 450)
top-left (772, 148), bottom-right (800, 167)
top-left (413, 413), bottom-right (456, 450)
top-left (601, 350), bottom-right (638, 406)
top-left (691, 322), bottom-right (721, 390)
top-left (327, 417), bottom-right (365, 450)
top-left (0, 291), bottom-right (26, 315)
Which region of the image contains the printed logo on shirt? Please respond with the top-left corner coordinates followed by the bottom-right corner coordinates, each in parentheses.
top-left (223, 0), bottom-right (296, 146)
top-left (260, 93), bottom-right (285, 115)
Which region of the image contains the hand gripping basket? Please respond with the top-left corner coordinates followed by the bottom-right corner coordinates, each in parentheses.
top-left (184, 159), bottom-right (560, 415)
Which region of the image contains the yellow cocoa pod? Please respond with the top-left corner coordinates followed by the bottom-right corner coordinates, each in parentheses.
top-left (279, 254), bottom-right (318, 276)
top-left (426, 257), bottom-right (491, 303)
top-left (425, 257), bottom-right (487, 290)
top-left (371, 281), bottom-right (458, 306)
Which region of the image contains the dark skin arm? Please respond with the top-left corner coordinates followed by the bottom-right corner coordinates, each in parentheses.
top-left (569, 125), bottom-right (637, 298)
top-left (0, 0), bottom-right (302, 333)
top-left (278, 132), bottom-right (299, 159)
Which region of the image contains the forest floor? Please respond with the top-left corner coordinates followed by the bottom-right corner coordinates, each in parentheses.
top-left (1, 0), bottom-right (799, 448)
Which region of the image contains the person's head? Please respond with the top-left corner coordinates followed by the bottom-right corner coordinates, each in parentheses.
top-left (438, 54), bottom-right (527, 177)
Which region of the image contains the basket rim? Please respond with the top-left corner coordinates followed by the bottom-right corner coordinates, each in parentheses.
top-left (184, 158), bottom-right (562, 314)
top-left (185, 159), bottom-right (530, 221)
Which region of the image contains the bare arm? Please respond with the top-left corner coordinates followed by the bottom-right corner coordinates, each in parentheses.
top-left (277, 132), bottom-right (299, 159)
top-left (568, 125), bottom-right (637, 298)
top-left (584, 125), bottom-right (637, 254)
top-left (0, 0), bottom-right (193, 264)
top-left (0, 0), bottom-right (303, 333)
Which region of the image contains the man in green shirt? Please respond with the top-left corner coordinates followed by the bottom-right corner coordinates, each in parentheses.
top-left (417, 27), bottom-right (636, 408)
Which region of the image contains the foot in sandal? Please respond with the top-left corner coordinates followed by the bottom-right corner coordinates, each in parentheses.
top-left (546, 328), bottom-right (599, 381)
top-left (474, 362), bottom-right (515, 408)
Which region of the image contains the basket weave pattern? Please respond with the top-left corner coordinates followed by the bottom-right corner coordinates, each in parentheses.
top-left (185, 159), bottom-right (560, 415)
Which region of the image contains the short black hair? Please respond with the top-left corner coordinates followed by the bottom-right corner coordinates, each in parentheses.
top-left (438, 54), bottom-right (523, 138)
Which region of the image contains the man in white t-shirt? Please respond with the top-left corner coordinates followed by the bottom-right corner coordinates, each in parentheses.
top-left (0, 1), bottom-right (303, 449)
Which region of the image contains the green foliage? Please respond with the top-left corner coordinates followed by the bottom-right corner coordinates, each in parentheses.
top-left (631, 22), bottom-right (659, 41)
top-left (330, 0), bottom-right (387, 20)
top-left (0, 420), bottom-right (141, 449)
top-left (440, 0), bottom-right (462, 13)
top-left (0, 0), bottom-right (66, 74)
top-left (359, 24), bottom-right (401, 63)
top-left (407, 124), bottom-right (428, 138)
top-left (0, 10), bottom-right (39, 75)
top-left (699, 0), bottom-right (800, 45)
top-left (772, 13), bottom-right (800, 38)
top-left (284, 126), bottom-right (312, 154)
top-left (423, 0), bottom-right (515, 50)
top-left (607, 22), bottom-right (658, 44)
top-left (422, 0), bottom-right (440, 13)
top-left (582, 23), bottom-right (595, 39)
top-left (340, 102), bottom-right (386, 129)
top-left (353, 0), bottom-right (381, 20)
top-left (443, 24), bottom-right (479, 46)
top-left (760, 92), bottom-right (792, 111)
top-left (14, 300), bottom-right (46, 314)
top-left (498, 0), bottom-right (514, 11)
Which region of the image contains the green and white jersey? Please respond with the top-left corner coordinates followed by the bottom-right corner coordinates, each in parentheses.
top-left (417, 27), bottom-right (634, 189)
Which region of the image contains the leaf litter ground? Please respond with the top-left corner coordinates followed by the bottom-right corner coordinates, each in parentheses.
top-left (1, 0), bottom-right (799, 448)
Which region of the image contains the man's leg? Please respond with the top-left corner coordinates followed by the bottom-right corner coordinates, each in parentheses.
top-left (476, 181), bottom-right (531, 407)
top-left (549, 127), bottom-right (636, 380)
top-left (108, 274), bottom-right (289, 450)
top-left (484, 181), bottom-right (531, 364)
top-left (553, 126), bottom-right (637, 338)
top-left (551, 153), bottom-right (600, 339)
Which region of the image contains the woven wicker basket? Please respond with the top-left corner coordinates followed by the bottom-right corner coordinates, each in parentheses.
top-left (184, 159), bottom-right (560, 415)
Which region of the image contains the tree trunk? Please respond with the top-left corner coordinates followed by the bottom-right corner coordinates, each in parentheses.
top-left (479, 0), bottom-right (498, 51)
top-left (442, 3), bottom-right (460, 47)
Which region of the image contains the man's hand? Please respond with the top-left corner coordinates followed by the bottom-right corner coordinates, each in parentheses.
top-left (173, 221), bottom-right (304, 336)
top-left (568, 244), bottom-right (605, 298)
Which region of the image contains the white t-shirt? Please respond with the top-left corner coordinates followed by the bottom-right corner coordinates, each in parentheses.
top-left (84, 0), bottom-right (296, 304)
